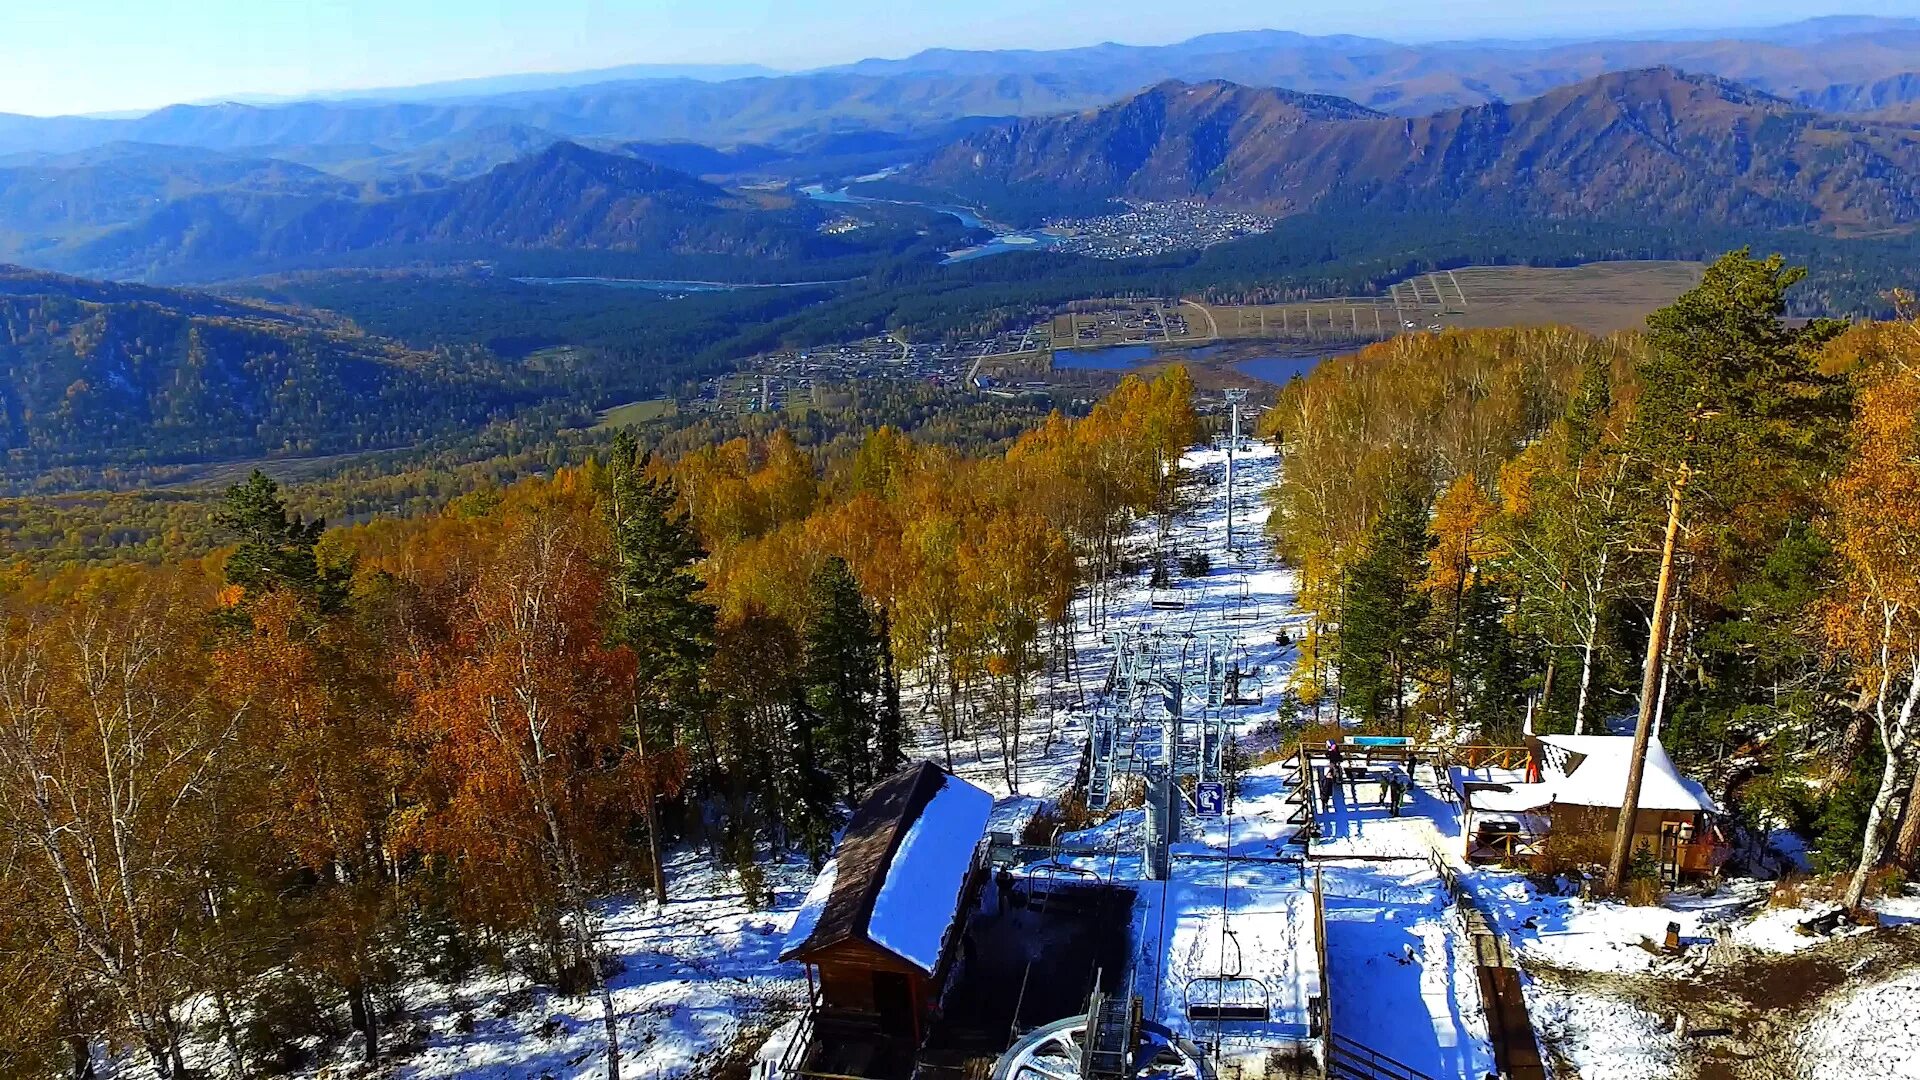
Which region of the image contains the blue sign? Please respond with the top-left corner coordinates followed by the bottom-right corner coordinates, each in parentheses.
top-left (1195, 781), bottom-right (1226, 818)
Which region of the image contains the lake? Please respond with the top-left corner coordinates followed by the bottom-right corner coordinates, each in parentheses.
top-left (1052, 344), bottom-right (1343, 378)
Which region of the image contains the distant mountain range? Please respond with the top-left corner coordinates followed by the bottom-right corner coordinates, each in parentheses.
top-left (908, 68), bottom-right (1920, 231)
top-left (2, 18), bottom-right (1920, 283)
top-left (5, 18), bottom-right (1920, 162)
top-left (33, 141), bottom-right (873, 281)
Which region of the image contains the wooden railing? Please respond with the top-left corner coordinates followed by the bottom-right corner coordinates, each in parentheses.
top-left (1467, 831), bottom-right (1546, 866)
top-left (1326, 1033), bottom-right (1440, 1080)
top-left (1442, 745), bottom-right (1531, 772)
top-left (1313, 868), bottom-right (1331, 1079)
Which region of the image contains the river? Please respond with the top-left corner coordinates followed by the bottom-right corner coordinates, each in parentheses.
top-left (798, 182), bottom-right (1062, 263)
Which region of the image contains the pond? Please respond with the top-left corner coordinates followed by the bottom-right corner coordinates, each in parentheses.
top-left (1052, 343), bottom-right (1160, 370)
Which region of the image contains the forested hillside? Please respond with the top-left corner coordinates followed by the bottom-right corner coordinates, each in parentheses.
top-left (0, 266), bottom-right (523, 470)
top-left (46, 142), bottom-right (867, 281)
top-left (911, 69), bottom-right (1920, 229)
top-left (1260, 254), bottom-right (1920, 899)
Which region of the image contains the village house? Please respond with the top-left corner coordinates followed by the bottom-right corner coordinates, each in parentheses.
top-left (779, 760), bottom-right (995, 1080)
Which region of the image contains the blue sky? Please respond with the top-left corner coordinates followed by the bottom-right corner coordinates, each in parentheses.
top-left (2, 0), bottom-right (1913, 116)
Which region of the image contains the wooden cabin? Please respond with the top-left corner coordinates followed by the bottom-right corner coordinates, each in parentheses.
top-left (780, 761), bottom-right (994, 1080)
top-left (1461, 734), bottom-right (1730, 883)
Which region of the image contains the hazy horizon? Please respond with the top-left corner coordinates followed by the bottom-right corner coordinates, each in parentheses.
top-left (5, 1), bottom-right (1917, 118)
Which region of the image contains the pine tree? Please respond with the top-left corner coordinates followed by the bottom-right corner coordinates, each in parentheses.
top-left (783, 691), bottom-right (838, 869)
top-left (606, 432), bottom-right (716, 902)
top-left (802, 556), bottom-right (882, 800)
top-left (215, 470), bottom-right (348, 610)
top-left (1606, 249), bottom-right (1848, 892)
top-left (875, 607), bottom-right (906, 777)
top-left (1338, 485), bottom-right (1434, 729)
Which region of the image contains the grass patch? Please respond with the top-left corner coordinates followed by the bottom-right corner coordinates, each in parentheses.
top-left (594, 398), bottom-right (676, 429)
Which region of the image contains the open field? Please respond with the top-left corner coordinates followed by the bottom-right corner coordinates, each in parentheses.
top-left (1437, 262), bottom-right (1706, 334)
top-left (594, 397), bottom-right (678, 428)
top-left (1186, 260), bottom-right (1705, 345)
top-left (733, 260), bottom-right (1712, 399)
top-left (1048, 299), bottom-right (1211, 349)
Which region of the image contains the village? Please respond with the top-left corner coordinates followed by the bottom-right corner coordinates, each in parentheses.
top-left (395, 415), bottom-right (1920, 1080)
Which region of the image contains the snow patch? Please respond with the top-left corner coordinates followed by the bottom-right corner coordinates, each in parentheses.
top-left (1527, 984), bottom-right (1681, 1080)
top-left (1797, 967), bottom-right (1920, 1079)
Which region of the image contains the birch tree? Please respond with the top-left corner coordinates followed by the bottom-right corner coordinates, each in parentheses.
top-left (1826, 330), bottom-right (1920, 909)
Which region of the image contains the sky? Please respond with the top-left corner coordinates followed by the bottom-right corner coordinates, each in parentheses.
top-left (2, 0), bottom-right (1915, 117)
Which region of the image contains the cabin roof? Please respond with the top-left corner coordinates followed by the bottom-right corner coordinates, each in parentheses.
top-left (780, 760), bottom-right (993, 974)
top-left (1536, 734), bottom-right (1718, 813)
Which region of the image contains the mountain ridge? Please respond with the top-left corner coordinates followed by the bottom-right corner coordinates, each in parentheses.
top-left (45, 141), bottom-right (854, 281)
top-left (908, 67), bottom-right (1920, 230)
top-left (5, 19), bottom-right (1920, 162)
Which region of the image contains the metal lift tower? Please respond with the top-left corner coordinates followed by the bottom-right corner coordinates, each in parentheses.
top-left (1223, 388), bottom-right (1248, 554)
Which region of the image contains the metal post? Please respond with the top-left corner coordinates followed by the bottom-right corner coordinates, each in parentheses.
top-left (1224, 388), bottom-right (1247, 553)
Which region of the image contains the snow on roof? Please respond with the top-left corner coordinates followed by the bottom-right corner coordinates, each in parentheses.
top-left (869, 770), bottom-right (994, 974)
top-left (778, 760), bottom-right (993, 973)
top-left (782, 855), bottom-right (839, 955)
top-left (1469, 782), bottom-right (1556, 814)
top-left (1537, 734), bottom-right (1718, 813)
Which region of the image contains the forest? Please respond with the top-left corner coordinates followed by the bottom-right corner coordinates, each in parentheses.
top-left (1260, 252), bottom-right (1920, 900)
top-left (0, 366), bottom-right (1197, 1079)
top-left (5, 250), bottom-right (1920, 1080)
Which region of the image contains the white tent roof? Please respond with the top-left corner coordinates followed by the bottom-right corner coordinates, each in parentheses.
top-left (1537, 734), bottom-right (1718, 813)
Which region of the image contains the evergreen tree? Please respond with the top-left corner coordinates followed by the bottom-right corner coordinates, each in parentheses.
top-left (1338, 485), bottom-right (1434, 729)
top-left (606, 432), bottom-right (716, 901)
top-left (783, 691), bottom-right (838, 870)
top-left (1453, 583), bottom-right (1526, 739)
top-left (802, 556), bottom-right (882, 799)
top-left (215, 470), bottom-right (348, 609)
top-left (875, 607), bottom-right (906, 778)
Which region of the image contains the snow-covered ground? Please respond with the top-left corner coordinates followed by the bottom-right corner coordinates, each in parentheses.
top-left (1002, 441), bottom-right (1500, 1078)
top-left (1797, 966), bottom-right (1920, 1079)
top-left (907, 440), bottom-right (1305, 809)
top-left (352, 853), bottom-right (815, 1080)
top-left (1526, 986), bottom-right (1679, 1080)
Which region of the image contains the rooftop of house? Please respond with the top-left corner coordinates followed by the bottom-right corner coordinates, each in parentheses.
top-left (780, 760), bottom-right (994, 975)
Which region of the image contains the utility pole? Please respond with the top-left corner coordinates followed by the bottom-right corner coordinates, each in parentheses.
top-left (1606, 465), bottom-right (1689, 894)
top-left (1224, 388), bottom-right (1247, 553)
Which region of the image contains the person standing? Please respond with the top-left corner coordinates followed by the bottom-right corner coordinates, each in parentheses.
top-left (1322, 739), bottom-right (1342, 802)
top-left (1385, 763), bottom-right (1408, 817)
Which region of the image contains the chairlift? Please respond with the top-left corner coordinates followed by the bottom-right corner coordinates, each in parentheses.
top-left (1027, 861), bottom-right (1100, 914)
top-left (1222, 663), bottom-right (1263, 707)
top-left (1225, 574), bottom-right (1261, 621)
top-left (1148, 546), bottom-right (1186, 610)
top-left (1184, 929), bottom-right (1273, 1023)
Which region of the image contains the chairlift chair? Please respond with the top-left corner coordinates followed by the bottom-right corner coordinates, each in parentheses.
top-left (1222, 664), bottom-right (1263, 707)
top-left (1027, 861), bottom-right (1100, 914)
top-left (1225, 574), bottom-right (1261, 621)
top-left (1184, 929), bottom-right (1273, 1023)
